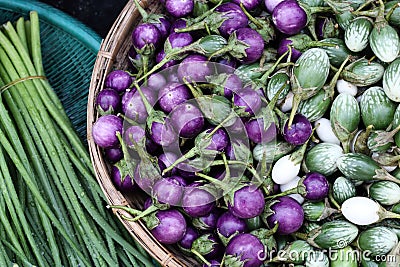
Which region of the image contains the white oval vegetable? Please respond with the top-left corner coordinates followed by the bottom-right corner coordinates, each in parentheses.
top-left (280, 91), bottom-right (294, 112)
top-left (315, 118), bottom-right (341, 145)
top-left (336, 79), bottom-right (357, 96)
top-left (272, 154), bottom-right (300, 184)
top-left (280, 176), bottom-right (304, 204)
top-left (341, 197), bottom-right (380, 225)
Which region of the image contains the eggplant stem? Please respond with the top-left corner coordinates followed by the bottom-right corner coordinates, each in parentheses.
top-left (195, 172), bottom-right (226, 188)
top-left (386, 3), bottom-right (400, 22)
top-left (162, 148), bottom-right (198, 175)
top-left (131, 205), bottom-right (160, 221)
top-left (240, 3), bottom-right (262, 28)
top-left (190, 249), bottom-right (211, 267)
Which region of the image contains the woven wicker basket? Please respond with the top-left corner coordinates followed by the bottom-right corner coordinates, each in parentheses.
top-left (87, 1), bottom-right (199, 266)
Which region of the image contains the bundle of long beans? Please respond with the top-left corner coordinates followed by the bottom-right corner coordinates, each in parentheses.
top-left (0, 11), bottom-right (153, 267)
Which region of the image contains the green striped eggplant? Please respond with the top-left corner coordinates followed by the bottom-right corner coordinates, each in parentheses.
top-left (298, 90), bottom-right (331, 122)
top-left (305, 143), bottom-right (344, 176)
top-left (383, 58), bottom-right (400, 102)
top-left (341, 58), bottom-right (385, 87)
top-left (357, 226), bottom-right (399, 257)
top-left (360, 86), bottom-right (396, 130)
top-left (330, 93), bottom-right (360, 152)
top-left (345, 17), bottom-right (373, 52)
top-left (330, 246), bottom-right (358, 267)
top-left (393, 105), bottom-right (400, 148)
top-left (369, 181), bottom-right (400, 205)
top-left (332, 176), bottom-right (356, 205)
top-left (320, 38), bottom-right (355, 67)
top-left (266, 71), bottom-right (290, 102)
top-left (305, 250), bottom-right (329, 267)
top-left (302, 201), bottom-right (338, 222)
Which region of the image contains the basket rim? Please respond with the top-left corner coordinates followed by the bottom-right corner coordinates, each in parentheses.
top-left (0, 0), bottom-right (102, 53)
top-left (87, 1), bottom-right (199, 266)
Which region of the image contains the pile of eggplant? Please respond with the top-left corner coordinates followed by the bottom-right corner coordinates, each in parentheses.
top-left (92, 0), bottom-right (400, 266)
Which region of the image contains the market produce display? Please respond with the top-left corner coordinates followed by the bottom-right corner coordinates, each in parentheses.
top-left (0, 12), bottom-right (154, 267)
top-left (91, 0), bottom-right (400, 266)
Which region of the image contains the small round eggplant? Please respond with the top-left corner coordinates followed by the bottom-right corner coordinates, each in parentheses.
top-left (152, 176), bottom-right (185, 206)
top-left (105, 70), bottom-right (134, 93)
top-left (123, 125), bottom-right (146, 148)
top-left (111, 165), bottom-right (134, 192)
top-left (228, 185), bottom-right (265, 219)
top-left (170, 103), bottom-right (205, 138)
top-left (179, 226), bottom-right (199, 250)
top-left (158, 152), bottom-right (179, 176)
top-left (225, 233), bottom-right (264, 267)
top-left (245, 118), bottom-right (277, 144)
top-left (147, 73), bottom-right (167, 91)
top-left (158, 83), bottom-right (191, 113)
top-left (165, 0), bottom-right (194, 18)
top-left (123, 86), bottom-right (157, 123)
top-left (233, 89), bottom-right (262, 116)
top-left (150, 209), bottom-right (187, 244)
top-left (265, 0), bottom-right (286, 13)
top-left (216, 211), bottom-right (248, 238)
top-left (104, 147), bottom-right (124, 163)
top-left (283, 114), bottom-right (312, 145)
top-left (177, 55), bottom-right (213, 83)
top-left (235, 28), bottom-right (265, 64)
top-left (92, 115), bottom-right (123, 149)
top-left (96, 88), bottom-right (121, 114)
top-left (182, 184), bottom-right (216, 217)
top-left (131, 23), bottom-right (162, 51)
top-left (272, 0), bottom-right (307, 35)
top-left (215, 3), bottom-right (249, 37)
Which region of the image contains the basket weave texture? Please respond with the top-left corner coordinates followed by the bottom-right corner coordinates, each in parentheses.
top-left (87, 0), bottom-right (200, 266)
top-left (0, 0), bottom-right (101, 140)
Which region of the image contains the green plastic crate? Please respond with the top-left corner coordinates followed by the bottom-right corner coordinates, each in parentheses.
top-left (0, 0), bottom-right (102, 140)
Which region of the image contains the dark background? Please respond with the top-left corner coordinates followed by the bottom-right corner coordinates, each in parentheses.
top-left (39, 0), bottom-right (129, 38)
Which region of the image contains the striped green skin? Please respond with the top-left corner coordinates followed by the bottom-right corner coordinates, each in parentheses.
top-left (266, 72), bottom-right (290, 102)
top-left (345, 17), bottom-right (373, 52)
top-left (332, 176), bottom-right (356, 205)
top-left (360, 87), bottom-right (396, 130)
top-left (369, 181), bottom-right (400, 205)
top-left (367, 130), bottom-right (393, 152)
top-left (357, 227), bottom-right (399, 257)
top-left (312, 220), bottom-right (359, 249)
top-left (370, 24), bottom-right (400, 63)
top-left (330, 93), bottom-right (360, 142)
top-left (392, 105), bottom-right (400, 147)
top-left (283, 240), bottom-right (314, 264)
top-left (361, 259), bottom-right (380, 267)
top-left (298, 90), bottom-right (331, 122)
top-left (330, 247), bottom-right (358, 267)
top-left (337, 153), bottom-right (381, 182)
top-left (302, 201), bottom-right (326, 222)
top-left (336, 11), bottom-right (356, 30)
top-left (305, 143), bottom-right (344, 176)
top-left (383, 58), bottom-right (400, 102)
top-left (293, 48), bottom-right (330, 92)
top-left (341, 58), bottom-right (385, 87)
top-left (320, 38), bottom-right (353, 67)
top-left (386, 1), bottom-right (400, 27)
top-left (305, 250), bottom-right (329, 267)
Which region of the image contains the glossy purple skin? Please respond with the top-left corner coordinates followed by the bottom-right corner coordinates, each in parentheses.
top-left (235, 28), bottom-right (265, 64)
top-left (272, 0), bottom-right (307, 35)
top-left (105, 70), bottom-right (133, 93)
top-left (215, 3), bottom-right (249, 37)
top-left (179, 226), bottom-right (199, 249)
top-left (264, 0), bottom-right (286, 13)
top-left (170, 103), bottom-right (205, 138)
top-left (96, 88), bottom-right (121, 113)
top-left (217, 211), bottom-right (248, 238)
top-left (121, 89), bottom-right (136, 113)
top-left (151, 209), bottom-right (187, 244)
top-left (203, 260), bottom-right (221, 267)
top-left (168, 32), bottom-right (193, 48)
top-left (156, 49), bottom-right (178, 70)
top-left (145, 138), bottom-right (159, 155)
top-left (131, 23), bottom-right (162, 50)
top-left (150, 117), bottom-right (178, 147)
top-left (303, 172), bottom-right (329, 201)
top-left (158, 152), bottom-right (179, 176)
top-left (193, 209), bottom-right (221, 231)
top-left (167, 72), bottom-right (180, 83)
top-left (245, 119), bottom-right (277, 144)
top-left (232, 0), bottom-right (261, 10)
top-left (144, 197), bottom-right (153, 209)
top-left (223, 74), bottom-right (243, 98)
top-left (152, 176), bottom-right (184, 206)
top-left (226, 233), bottom-right (264, 267)
top-left (147, 73), bottom-right (167, 91)
top-left (177, 55), bottom-right (213, 83)
top-left (158, 83), bottom-right (191, 113)
top-left (124, 86), bottom-right (157, 123)
top-left (233, 89), bottom-right (262, 116)
top-left (229, 185), bottom-right (265, 219)
top-left (154, 17), bottom-right (171, 39)
top-left (104, 147), bottom-right (124, 163)
top-left (266, 196), bottom-right (304, 235)
top-left (165, 0), bottom-right (194, 18)
top-left (182, 186), bottom-right (216, 217)
top-left (205, 128), bottom-right (229, 152)
top-left (277, 37), bottom-right (302, 62)
top-left (123, 125), bottom-right (146, 147)
top-left (217, 57), bottom-right (238, 73)
top-left (203, 234), bottom-right (223, 260)
top-left (283, 114), bottom-right (312, 145)
top-left (92, 115), bottom-right (123, 148)
top-left (111, 165), bottom-right (135, 192)
top-left (170, 19), bottom-right (187, 33)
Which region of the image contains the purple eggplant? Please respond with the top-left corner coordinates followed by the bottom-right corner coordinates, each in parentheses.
top-left (228, 184), bottom-right (265, 219)
top-left (215, 3), bottom-right (249, 37)
top-left (167, 32), bottom-right (194, 48)
top-left (158, 82), bottom-right (191, 113)
top-left (283, 114), bottom-right (312, 145)
top-left (202, 260), bottom-right (221, 267)
top-left (235, 28), bottom-right (265, 64)
top-left (191, 233), bottom-right (223, 261)
top-left (152, 176), bottom-right (185, 206)
top-left (146, 111), bottom-right (178, 147)
top-left (225, 233), bottom-right (264, 267)
top-left (133, 0), bottom-right (171, 38)
top-left (245, 118), bottom-right (277, 144)
top-left (264, 196), bottom-right (304, 235)
top-left (232, 0), bottom-right (261, 10)
top-left (170, 19), bottom-right (188, 33)
top-left (170, 103), bottom-right (205, 138)
top-left (96, 88), bottom-right (121, 115)
top-left (92, 114), bottom-right (123, 149)
top-left (165, 0), bottom-right (194, 18)
top-left (111, 164), bottom-right (135, 192)
top-left (147, 73), bottom-right (167, 91)
top-left (123, 86), bottom-right (157, 123)
top-left (131, 23), bottom-right (162, 51)
top-left (123, 125), bottom-right (146, 148)
top-left (265, 0), bottom-right (286, 13)
top-left (155, 49), bottom-right (179, 70)
top-left (216, 211), bottom-right (248, 238)
top-left (209, 73), bottom-right (243, 99)
top-left (192, 209), bottom-right (221, 231)
top-left (233, 89), bottom-right (262, 116)
top-left (182, 184), bottom-right (216, 217)
top-left (177, 54), bottom-right (213, 83)
top-left (272, 0), bottom-right (307, 35)
top-left (104, 147), bottom-right (124, 163)
top-left (105, 70), bottom-right (134, 93)
top-left (150, 209), bottom-right (187, 244)
top-left (277, 37), bottom-right (303, 62)
top-left (158, 152), bottom-right (179, 176)
top-left (179, 226), bottom-right (199, 250)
